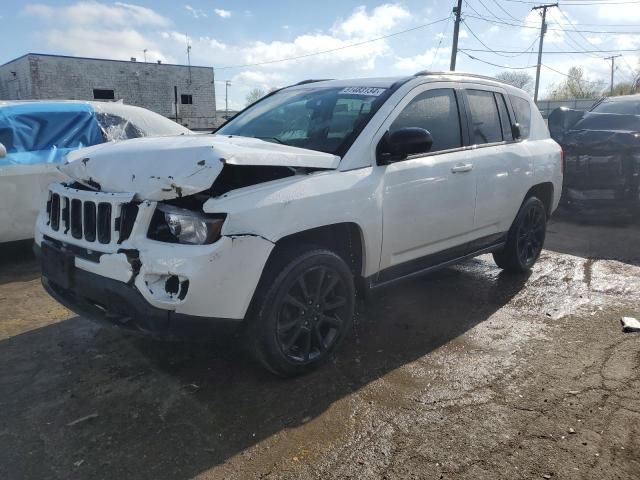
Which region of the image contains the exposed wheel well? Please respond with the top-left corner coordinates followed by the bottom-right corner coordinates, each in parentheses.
top-left (524, 182), bottom-right (554, 216)
top-left (269, 223), bottom-right (365, 279)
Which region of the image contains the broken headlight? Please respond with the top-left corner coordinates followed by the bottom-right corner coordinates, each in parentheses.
top-left (149, 204), bottom-right (225, 245)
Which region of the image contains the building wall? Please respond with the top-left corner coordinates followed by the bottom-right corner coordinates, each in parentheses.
top-left (0, 56), bottom-right (33, 100)
top-left (0, 54), bottom-right (216, 130)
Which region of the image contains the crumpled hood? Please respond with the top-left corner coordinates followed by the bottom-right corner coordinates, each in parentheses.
top-left (60, 134), bottom-right (340, 200)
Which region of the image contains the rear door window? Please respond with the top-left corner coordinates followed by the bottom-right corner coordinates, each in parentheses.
top-left (510, 96), bottom-right (531, 139)
top-left (466, 89), bottom-right (503, 145)
top-left (390, 88), bottom-right (462, 152)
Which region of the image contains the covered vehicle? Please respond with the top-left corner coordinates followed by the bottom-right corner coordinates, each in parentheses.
top-left (549, 94), bottom-right (640, 219)
top-left (0, 101), bottom-right (191, 242)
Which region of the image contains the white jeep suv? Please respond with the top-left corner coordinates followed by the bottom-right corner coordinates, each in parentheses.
top-left (36, 72), bottom-right (563, 376)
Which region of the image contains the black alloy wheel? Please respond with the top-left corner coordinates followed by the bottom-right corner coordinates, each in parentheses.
top-left (276, 265), bottom-right (349, 364)
top-left (516, 203), bottom-right (546, 266)
top-left (248, 247), bottom-right (355, 377)
top-left (493, 196), bottom-right (547, 272)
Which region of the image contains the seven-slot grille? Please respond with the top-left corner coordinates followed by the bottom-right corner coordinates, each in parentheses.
top-left (45, 184), bottom-right (137, 246)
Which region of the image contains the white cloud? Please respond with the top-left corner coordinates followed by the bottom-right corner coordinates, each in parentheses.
top-left (47, 28), bottom-right (171, 63)
top-left (597, 3), bottom-right (640, 21)
top-left (214, 8), bottom-right (231, 18)
top-left (185, 5), bottom-right (207, 19)
top-left (22, 1), bottom-right (172, 62)
top-left (24, 1), bottom-right (169, 27)
top-left (394, 47), bottom-right (450, 72)
top-left (332, 3), bottom-right (410, 38)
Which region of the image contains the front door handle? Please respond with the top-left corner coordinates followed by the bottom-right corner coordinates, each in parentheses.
top-left (451, 163), bottom-right (473, 173)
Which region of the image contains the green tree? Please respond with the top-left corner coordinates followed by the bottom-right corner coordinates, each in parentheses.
top-left (546, 66), bottom-right (605, 100)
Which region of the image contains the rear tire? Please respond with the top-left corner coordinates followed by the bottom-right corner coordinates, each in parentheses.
top-left (246, 246), bottom-right (355, 377)
top-left (493, 197), bottom-right (547, 273)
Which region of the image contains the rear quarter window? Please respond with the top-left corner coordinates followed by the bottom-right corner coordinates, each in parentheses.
top-left (510, 96), bottom-right (531, 139)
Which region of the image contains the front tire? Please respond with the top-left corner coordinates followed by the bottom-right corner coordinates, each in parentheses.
top-left (247, 247), bottom-right (355, 377)
top-left (493, 197), bottom-right (547, 273)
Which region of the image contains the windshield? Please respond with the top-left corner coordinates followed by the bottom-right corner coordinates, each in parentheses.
top-left (217, 86), bottom-right (389, 156)
top-left (591, 98), bottom-right (640, 115)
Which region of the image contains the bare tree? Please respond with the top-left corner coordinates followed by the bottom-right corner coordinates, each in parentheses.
top-left (245, 88), bottom-right (266, 106)
top-left (546, 67), bottom-right (605, 100)
top-left (606, 82), bottom-right (635, 96)
top-left (495, 71), bottom-right (534, 93)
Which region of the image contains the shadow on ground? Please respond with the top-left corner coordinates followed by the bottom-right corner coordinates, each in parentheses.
top-left (545, 216), bottom-right (640, 266)
top-left (0, 257), bottom-right (528, 480)
top-left (0, 239), bottom-right (39, 285)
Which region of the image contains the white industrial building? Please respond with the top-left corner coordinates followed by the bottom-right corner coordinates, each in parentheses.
top-left (0, 53), bottom-right (216, 130)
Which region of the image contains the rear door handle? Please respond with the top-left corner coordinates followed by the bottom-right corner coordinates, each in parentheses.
top-left (451, 163), bottom-right (473, 173)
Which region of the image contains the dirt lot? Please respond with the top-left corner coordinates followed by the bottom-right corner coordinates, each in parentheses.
top-left (1, 218), bottom-right (639, 480)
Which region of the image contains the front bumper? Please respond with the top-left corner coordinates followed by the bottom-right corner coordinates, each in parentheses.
top-left (36, 213), bottom-right (275, 322)
top-left (40, 251), bottom-right (240, 338)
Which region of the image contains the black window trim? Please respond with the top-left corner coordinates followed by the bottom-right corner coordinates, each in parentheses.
top-left (505, 93), bottom-right (531, 141)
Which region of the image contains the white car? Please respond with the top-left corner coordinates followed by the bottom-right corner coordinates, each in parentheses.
top-left (0, 100), bottom-right (191, 243)
top-left (36, 73), bottom-right (563, 376)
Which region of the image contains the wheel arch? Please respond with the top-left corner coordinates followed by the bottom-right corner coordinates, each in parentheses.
top-left (268, 222), bottom-right (366, 279)
top-left (523, 182), bottom-right (554, 217)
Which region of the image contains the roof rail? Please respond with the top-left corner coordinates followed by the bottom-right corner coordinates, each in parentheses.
top-left (413, 70), bottom-right (498, 82)
top-left (293, 79), bottom-right (333, 86)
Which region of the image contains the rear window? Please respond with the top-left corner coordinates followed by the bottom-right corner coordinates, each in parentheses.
top-left (591, 99), bottom-right (640, 115)
top-left (510, 96), bottom-right (531, 139)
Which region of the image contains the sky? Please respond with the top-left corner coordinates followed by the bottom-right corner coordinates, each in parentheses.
top-left (1, 0), bottom-right (639, 109)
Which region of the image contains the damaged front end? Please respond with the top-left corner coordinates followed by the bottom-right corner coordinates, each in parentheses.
top-left (550, 109), bottom-right (640, 219)
top-left (38, 135), bottom-right (339, 335)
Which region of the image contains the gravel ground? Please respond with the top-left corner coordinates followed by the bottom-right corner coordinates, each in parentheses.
top-left (0, 218), bottom-right (639, 480)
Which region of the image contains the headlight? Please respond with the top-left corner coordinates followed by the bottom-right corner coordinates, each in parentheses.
top-left (150, 204), bottom-right (225, 245)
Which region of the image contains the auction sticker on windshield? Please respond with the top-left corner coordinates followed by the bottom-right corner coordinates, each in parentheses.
top-left (339, 87), bottom-right (387, 96)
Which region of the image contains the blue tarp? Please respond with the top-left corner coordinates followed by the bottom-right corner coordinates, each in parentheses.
top-left (0, 102), bottom-right (103, 167)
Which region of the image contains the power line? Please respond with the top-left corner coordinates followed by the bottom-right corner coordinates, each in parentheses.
top-left (553, 7), bottom-right (603, 58)
top-left (463, 8), bottom-right (640, 26)
top-left (490, 0), bottom-right (523, 21)
top-left (460, 47), bottom-right (640, 53)
top-left (462, 20), bottom-right (539, 57)
top-left (474, 0), bottom-right (504, 20)
top-left (464, 13), bottom-right (640, 33)
top-left (431, 14), bottom-right (454, 68)
top-left (458, 49), bottom-right (537, 68)
top-left (502, 0), bottom-right (640, 4)
top-left (214, 17), bottom-right (450, 70)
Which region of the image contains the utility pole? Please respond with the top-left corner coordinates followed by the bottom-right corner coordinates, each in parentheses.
top-left (532, 3), bottom-right (558, 103)
top-left (604, 55), bottom-right (621, 95)
top-left (450, 0), bottom-right (463, 71)
top-left (225, 80), bottom-right (231, 119)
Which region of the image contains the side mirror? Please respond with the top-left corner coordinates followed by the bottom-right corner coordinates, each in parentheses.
top-left (548, 107), bottom-right (585, 142)
top-left (377, 127), bottom-right (433, 164)
top-left (0, 143), bottom-right (6, 158)
top-left (511, 123), bottom-right (521, 140)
